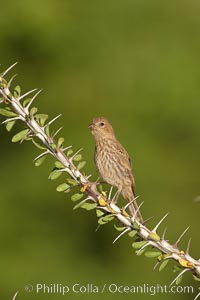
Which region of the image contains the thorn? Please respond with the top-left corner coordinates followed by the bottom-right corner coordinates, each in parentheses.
top-left (70, 148), bottom-right (83, 161)
top-left (12, 291), bottom-right (19, 300)
top-left (186, 238), bottom-right (192, 254)
top-left (161, 227), bottom-right (168, 240)
top-left (7, 74), bottom-right (17, 89)
top-left (44, 114), bottom-right (62, 127)
top-left (26, 89), bottom-right (42, 110)
top-left (169, 268), bottom-right (189, 287)
top-left (194, 291), bottom-right (200, 300)
top-left (1, 62), bottom-right (18, 77)
top-left (152, 213), bottom-right (169, 233)
top-left (153, 261), bottom-right (160, 271)
top-left (131, 201), bottom-right (144, 222)
top-left (2, 116), bottom-right (21, 124)
top-left (62, 145), bottom-right (72, 152)
top-left (18, 88), bottom-right (38, 101)
top-left (174, 226), bottom-right (190, 247)
top-left (95, 224), bottom-right (101, 232)
top-left (111, 188), bottom-right (122, 204)
top-left (56, 168), bottom-right (68, 173)
top-left (74, 196), bottom-right (93, 209)
top-left (93, 177), bottom-right (101, 187)
top-left (108, 186), bottom-right (113, 200)
top-left (143, 215), bottom-right (154, 225)
top-left (34, 150), bottom-right (49, 161)
top-left (124, 195), bottom-right (140, 210)
top-left (113, 228), bottom-right (130, 244)
top-left (52, 126), bottom-right (63, 138)
top-left (137, 241), bottom-right (151, 255)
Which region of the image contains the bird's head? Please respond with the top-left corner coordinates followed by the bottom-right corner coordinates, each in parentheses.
top-left (88, 117), bottom-right (115, 139)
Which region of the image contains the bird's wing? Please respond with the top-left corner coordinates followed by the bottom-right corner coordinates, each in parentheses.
top-left (114, 141), bottom-right (136, 192)
top-left (112, 140), bottom-right (134, 179)
top-left (112, 140), bottom-right (132, 166)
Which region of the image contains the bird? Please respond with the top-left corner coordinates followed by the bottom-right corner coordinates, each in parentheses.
top-left (88, 117), bottom-right (143, 222)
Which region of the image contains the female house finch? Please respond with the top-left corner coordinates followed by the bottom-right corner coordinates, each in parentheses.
top-left (89, 117), bottom-right (143, 223)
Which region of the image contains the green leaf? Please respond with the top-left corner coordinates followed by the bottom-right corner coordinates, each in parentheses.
top-left (98, 215), bottom-right (114, 224)
top-left (96, 209), bottom-right (105, 217)
top-left (128, 230), bottom-right (137, 238)
top-left (73, 201), bottom-right (85, 210)
top-left (132, 240), bottom-right (148, 249)
top-left (67, 178), bottom-right (77, 186)
top-left (77, 161), bottom-right (86, 170)
top-left (114, 224), bottom-right (126, 232)
top-left (56, 183), bottom-right (70, 192)
top-left (67, 149), bottom-right (73, 156)
top-left (45, 125), bottom-right (50, 136)
top-left (80, 202), bottom-right (97, 210)
top-left (48, 170), bottom-right (62, 180)
top-left (14, 85), bottom-right (21, 97)
top-left (173, 265), bottom-right (182, 273)
top-left (35, 155), bottom-right (46, 167)
top-left (32, 139), bottom-right (46, 150)
top-left (159, 260), bottom-right (169, 272)
top-left (98, 184), bottom-right (103, 193)
top-left (58, 137), bottom-right (64, 148)
top-left (148, 232), bottom-right (160, 241)
top-left (133, 221), bottom-right (140, 230)
top-left (98, 218), bottom-right (107, 225)
top-left (54, 161), bottom-right (65, 169)
top-left (6, 120), bottom-right (16, 132)
top-left (145, 251), bottom-right (162, 258)
top-left (192, 274), bottom-right (200, 282)
top-left (0, 79), bottom-right (7, 89)
top-left (102, 215), bottom-right (114, 222)
top-left (12, 129), bottom-right (29, 143)
top-left (50, 143), bottom-right (57, 150)
top-left (73, 154), bottom-right (82, 161)
top-left (0, 108), bottom-right (17, 117)
top-left (71, 193), bottom-right (84, 202)
top-left (30, 107), bottom-right (38, 116)
top-left (35, 114), bottom-right (48, 126)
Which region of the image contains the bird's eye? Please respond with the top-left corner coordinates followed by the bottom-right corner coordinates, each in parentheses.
top-left (99, 122), bottom-right (105, 127)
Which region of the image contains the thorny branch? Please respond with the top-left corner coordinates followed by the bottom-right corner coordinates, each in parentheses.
top-left (0, 63), bottom-right (200, 290)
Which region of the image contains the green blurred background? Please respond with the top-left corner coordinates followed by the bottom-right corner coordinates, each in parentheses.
top-left (0, 0), bottom-right (200, 299)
